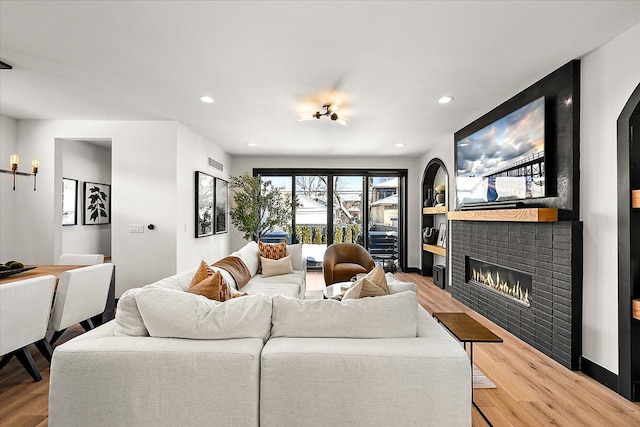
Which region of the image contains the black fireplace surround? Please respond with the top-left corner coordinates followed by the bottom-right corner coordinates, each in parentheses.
top-left (449, 221), bottom-right (583, 370)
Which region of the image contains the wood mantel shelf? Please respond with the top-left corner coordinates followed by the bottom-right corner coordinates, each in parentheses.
top-left (423, 244), bottom-right (446, 257)
top-left (448, 208), bottom-right (558, 223)
top-left (632, 190), bottom-right (640, 209)
top-left (423, 206), bottom-right (447, 214)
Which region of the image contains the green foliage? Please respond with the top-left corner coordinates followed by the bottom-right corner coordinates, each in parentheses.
top-left (229, 172), bottom-right (299, 241)
top-left (302, 225), bottom-right (312, 244)
top-left (334, 225), bottom-right (343, 243)
top-left (353, 223), bottom-right (361, 242)
top-left (295, 225), bottom-right (302, 243)
top-left (345, 224), bottom-right (353, 243)
top-left (313, 226), bottom-right (323, 244)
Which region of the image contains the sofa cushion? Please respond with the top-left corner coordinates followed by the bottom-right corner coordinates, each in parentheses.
top-left (271, 291), bottom-right (418, 338)
top-left (114, 288), bottom-right (149, 337)
top-left (258, 241), bottom-right (287, 273)
top-left (241, 272), bottom-right (302, 298)
top-left (286, 244), bottom-right (303, 271)
top-left (188, 270), bottom-right (231, 301)
top-left (234, 241), bottom-right (259, 276)
top-left (135, 288), bottom-right (273, 341)
top-left (261, 255), bottom-right (293, 278)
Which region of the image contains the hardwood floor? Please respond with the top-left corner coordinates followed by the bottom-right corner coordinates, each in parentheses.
top-left (2, 272), bottom-right (639, 426)
top-left (394, 272), bottom-right (640, 427)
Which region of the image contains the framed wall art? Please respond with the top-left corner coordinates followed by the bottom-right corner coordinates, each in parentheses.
top-left (437, 222), bottom-right (447, 248)
top-left (195, 171), bottom-right (214, 238)
top-left (83, 181), bottom-right (110, 225)
top-left (62, 178), bottom-right (78, 226)
top-left (62, 178), bottom-right (78, 225)
top-left (215, 178), bottom-right (228, 234)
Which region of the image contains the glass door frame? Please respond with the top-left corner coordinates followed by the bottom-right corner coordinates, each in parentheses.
top-left (254, 168), bottom-right (408, 271)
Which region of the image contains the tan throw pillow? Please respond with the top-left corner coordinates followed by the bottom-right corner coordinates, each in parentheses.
top-left (261, 255), bottom-right (293, 277)
top-left (342, 265), bottom-right (390, 300)
top-left (190, 260), bottom-right (213, 287)
top-left (258, 240), bottom-right (287, 273)
top-left (188, 270), bottom-right (231, 302)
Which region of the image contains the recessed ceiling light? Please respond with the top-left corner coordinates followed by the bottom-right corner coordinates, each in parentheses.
top-left (395, 143), bottom-right (405, 147)
top-left (247, 143), bottom-right (257, 147)
top-left (200, 95), bottom-right (215, 104)
top-left (438, 96), bottom-right (454, 104)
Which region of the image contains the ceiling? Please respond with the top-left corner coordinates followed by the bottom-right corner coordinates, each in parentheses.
top-left (1, 1), bottom-right (639, 158)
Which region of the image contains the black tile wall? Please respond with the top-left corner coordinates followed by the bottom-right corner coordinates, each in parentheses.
top-left (449, 221), bottom-right (583, 370)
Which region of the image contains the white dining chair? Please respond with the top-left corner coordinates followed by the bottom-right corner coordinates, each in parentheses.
top-left (0, 275), bottom-right (56, 382)
top-left (48, 263), bottom-right (114, 345)
top-left (57, 253), bottom-right (105, 265)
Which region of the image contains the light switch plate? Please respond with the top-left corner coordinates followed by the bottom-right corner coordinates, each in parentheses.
top-left (129, 224), bottom-right (144, 233)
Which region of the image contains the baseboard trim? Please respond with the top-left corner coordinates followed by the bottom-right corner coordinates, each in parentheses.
top-left (404, 267), bottom-right (421, 274)
top-left (581, 357), bottom-right (618, 393)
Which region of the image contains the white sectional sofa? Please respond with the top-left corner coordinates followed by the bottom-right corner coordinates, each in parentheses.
top-left (49, 242), bottom-right (471, 427)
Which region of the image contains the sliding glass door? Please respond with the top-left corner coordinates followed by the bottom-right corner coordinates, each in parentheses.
top-left (255, 169), bottom-right (406, 271)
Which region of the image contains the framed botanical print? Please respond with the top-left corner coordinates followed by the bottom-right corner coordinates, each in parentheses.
top-left (62, 178), bottom-right (78, 226)
top-left (195, 171), bottom-right (214, 238)
top-left (83, 181), bottom-right (110, 225)
top-left (215, 178), bottom-right (228, 234)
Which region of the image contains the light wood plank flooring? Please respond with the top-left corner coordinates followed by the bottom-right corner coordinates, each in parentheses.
top-left (1, 272), bottom-right (639, 426)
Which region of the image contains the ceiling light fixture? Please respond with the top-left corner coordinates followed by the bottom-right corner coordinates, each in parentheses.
top-left (247, 143), bottom-right (257, 147)
top-left (395, 143), bottom-right (405, 147)
top-left (199, 95), bottom-right (215, 104)
top-left (300, 99), bottom-right (348, 126)
top-left (438, 96), bottom-right (454, 104)
top-left (0, 154), bottom-right (39, 191)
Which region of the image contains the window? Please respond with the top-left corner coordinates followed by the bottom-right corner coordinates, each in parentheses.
top-left (255, 169), bottom-right (406, 271)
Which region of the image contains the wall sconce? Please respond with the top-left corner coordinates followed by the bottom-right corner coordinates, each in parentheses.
top-left (0, 154), bottom-right (39, 191)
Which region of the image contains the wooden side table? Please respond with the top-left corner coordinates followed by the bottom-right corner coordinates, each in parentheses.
top-left (432, 312), bottom-right (503, 427)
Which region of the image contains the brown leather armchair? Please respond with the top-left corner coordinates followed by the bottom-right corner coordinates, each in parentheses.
top-left (323, 243), bottom-right (376, 285)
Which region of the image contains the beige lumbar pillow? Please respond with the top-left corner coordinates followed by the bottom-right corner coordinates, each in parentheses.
top-left (261, 255), bottom-right (293, 277)
top-left (342, 265), bottom-right (389, 300)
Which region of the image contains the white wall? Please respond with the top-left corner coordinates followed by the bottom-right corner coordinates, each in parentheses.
top-left (581, 23), bottom-right (640, 374)
top-left (230, 156), bottom-right (421, 267)
top-left (0, 115), bottom-right (18, 262)
top-left (6, 120), bottom-right (178, 297)
top-left (176, 124), bottom-right (231, 271)
top-left (60, 139), bottom-right (112, 256)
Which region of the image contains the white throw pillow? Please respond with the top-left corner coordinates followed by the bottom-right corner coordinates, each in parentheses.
top-left (235, 241), bottom-right (259, 276)
top-left (261, 255), bottom-right (294, 277)
top-left (271, 291), bottom-right (418, 338)
top-left (135, 288), bottom-right (273, 342)
top-left (286, 244), bottom-right (303, 271)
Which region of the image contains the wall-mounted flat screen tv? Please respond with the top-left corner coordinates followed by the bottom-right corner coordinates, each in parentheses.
top-left (456, 96), bottom-right (545, 207)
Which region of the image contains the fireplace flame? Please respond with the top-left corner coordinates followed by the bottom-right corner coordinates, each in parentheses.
top-left (471, 268), bottom-right (530, 306)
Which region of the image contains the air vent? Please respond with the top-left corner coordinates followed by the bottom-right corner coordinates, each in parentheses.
top-left (208, 157), bottom-right (223, 172)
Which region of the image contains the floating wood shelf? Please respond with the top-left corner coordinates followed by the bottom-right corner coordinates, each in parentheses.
top-left (448, 208), bottom-right (558, 222)
top-left (423, 244), bottom-right (446, 257)
top-left (633, 190), bottom-right (640, 209)
top-left (423, 206), bottom-right (448, 214)
top-left (633, 300), bottom-right (640, 320)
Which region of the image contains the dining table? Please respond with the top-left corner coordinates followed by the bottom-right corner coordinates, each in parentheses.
top-left (0, 264), bottom-right (116, 325)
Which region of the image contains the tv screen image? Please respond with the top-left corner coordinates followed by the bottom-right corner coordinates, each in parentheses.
top-left (456, 96), bottom-right (545, 206)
